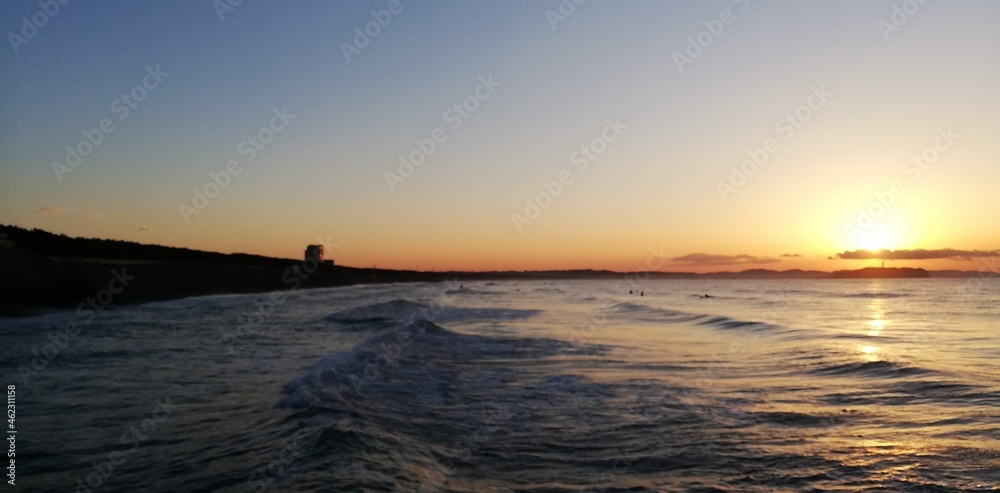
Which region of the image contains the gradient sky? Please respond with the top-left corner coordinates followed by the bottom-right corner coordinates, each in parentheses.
top-left (2, 1), bottom-right (999, 272)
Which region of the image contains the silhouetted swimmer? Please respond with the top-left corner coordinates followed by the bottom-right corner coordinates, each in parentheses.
top-left (640, 291), bottom-right (644, 296)
top-left (702, 294), bottom-right (712, 298)
top-left (629, 290), bottom-right (633, 294)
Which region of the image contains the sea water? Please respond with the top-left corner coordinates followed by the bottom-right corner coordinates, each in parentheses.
top-left (1, 278), bottom-right (998, 492)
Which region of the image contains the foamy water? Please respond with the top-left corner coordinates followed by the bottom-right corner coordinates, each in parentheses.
top-left (2, 278), bottom-right (998, 492)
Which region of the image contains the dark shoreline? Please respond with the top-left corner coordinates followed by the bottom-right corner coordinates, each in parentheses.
top-left (2, 223), bottom-right (995, 316)
top-left (3, 249), bottom-right (994, 317)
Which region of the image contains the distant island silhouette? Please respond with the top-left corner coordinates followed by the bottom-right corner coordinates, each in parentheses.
top-left (0, 225), bottom-right (991, 314)
top-left (828, 267), bottom-right (929, 279)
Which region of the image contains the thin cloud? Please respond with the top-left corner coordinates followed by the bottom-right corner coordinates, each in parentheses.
top-left (88, 212), bottom-right (103, 220)
top-left (671, 253), bottom-right (781, 266)
top-left (138, 226), bottom-right (154, 232)
top-left (780, 253), bottom-right (803, 258)
top-left (35, 206), bottom-right (63, 215)
top-left (836, 248), bottom-right (1000, 261)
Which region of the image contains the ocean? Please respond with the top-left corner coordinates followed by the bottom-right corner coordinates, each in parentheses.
top-left (2, 278), bottom-right (998, 492)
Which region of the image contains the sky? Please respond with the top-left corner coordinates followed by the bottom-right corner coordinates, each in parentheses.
top-left (2, 0), bottom-right (999, 272)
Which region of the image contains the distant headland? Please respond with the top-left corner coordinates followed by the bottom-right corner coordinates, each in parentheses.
top-left (0, 225), bottom-right (993, 314)
top-left (827, 267), bottom-right (929, 279)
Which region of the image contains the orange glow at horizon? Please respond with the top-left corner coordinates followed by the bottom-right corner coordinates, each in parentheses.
top-left (9, 201), bottom-right (996, 273)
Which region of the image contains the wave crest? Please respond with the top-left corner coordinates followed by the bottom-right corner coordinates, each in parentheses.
top-left (809, 360), bottom-right (933, 378)
top-left (325, 299), bottom-right (540, 325)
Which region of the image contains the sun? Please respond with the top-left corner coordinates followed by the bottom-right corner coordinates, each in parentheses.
top-left (825, 198), bottom-right (923, 254)
top-left (856, 227), bottom-right (893, 251)
top-left (847, 218), bottom-right (917, 253)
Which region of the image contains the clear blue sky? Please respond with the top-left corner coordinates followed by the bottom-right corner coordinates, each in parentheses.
top-left (2, 1), bottom-right (999, 271)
